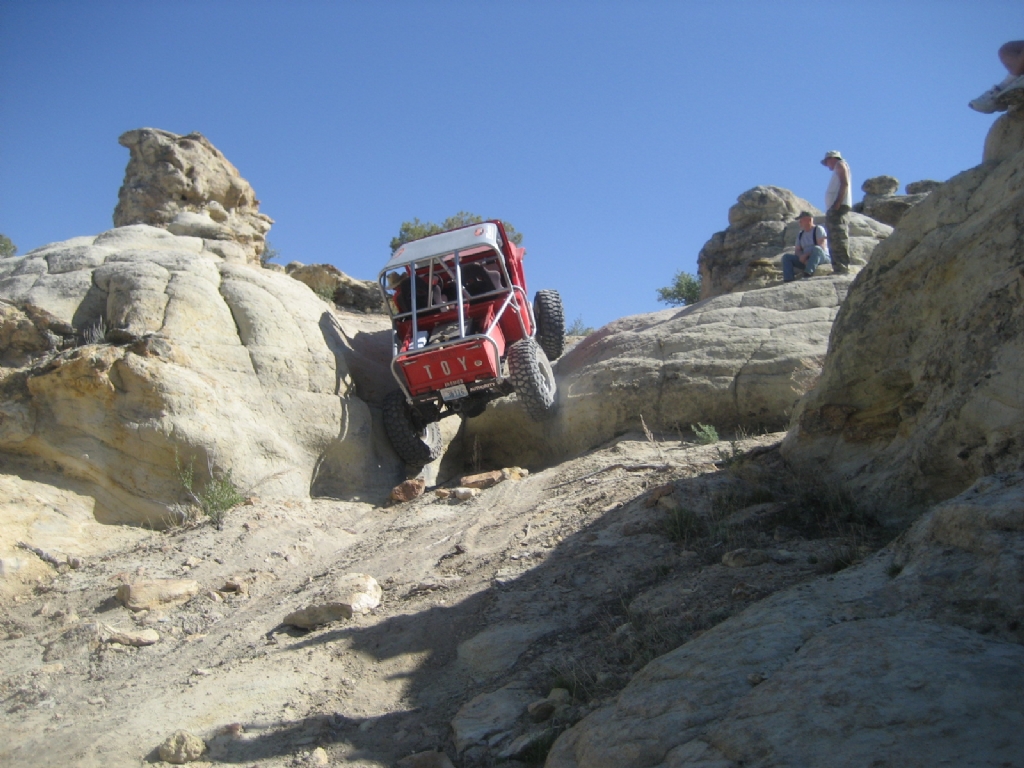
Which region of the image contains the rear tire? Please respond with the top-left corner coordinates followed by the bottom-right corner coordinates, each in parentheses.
top-left (508, 337), bottom-right (557, 421)
top-left (534, 289), bottom-right (565, 361)
top-left (382, 390), bottom-right (442, 466)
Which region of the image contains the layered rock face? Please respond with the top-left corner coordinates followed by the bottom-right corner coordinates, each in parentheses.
top-left (697, 186), bottom-right (891, 300)
top-left (546, 473), bottom-right (1024, 768)
top-left (545, 109), bottom-right (1024, 768)
top-left (114, 129), bottom-right (273, 265)
top-left (782, 110), bottom-right (1024, 526)
top-left (461, 276), bottom-right (854, 469)
top-left (0, 225), bottom-right (397, 525)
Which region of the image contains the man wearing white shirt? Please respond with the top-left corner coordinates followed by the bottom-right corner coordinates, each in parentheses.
top-left (821, 150), bottom-right (852, 275)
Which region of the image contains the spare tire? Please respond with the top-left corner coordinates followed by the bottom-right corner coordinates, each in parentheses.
top-left (534, 289), bottom-right (565, 361)
top-left (508, 337), bottom-right (557, 421)
top-left (382, 390), bottom-right (442, 466)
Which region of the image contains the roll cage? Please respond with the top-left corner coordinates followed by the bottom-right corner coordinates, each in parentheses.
top-left (378, 221), bottom-right (536, 406)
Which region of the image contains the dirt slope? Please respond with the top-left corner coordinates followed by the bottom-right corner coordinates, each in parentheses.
top-left (0, 432), bottom-right (881, 767)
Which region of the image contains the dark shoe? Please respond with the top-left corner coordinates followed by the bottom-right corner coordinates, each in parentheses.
top-left (832, 266), bottom-right (850, 275)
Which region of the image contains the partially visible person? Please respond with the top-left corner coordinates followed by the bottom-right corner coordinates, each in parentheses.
top-left (782, 211), bottom-right (830, 282)
top-left (821, 150), bottom-right (852, 275)
top-left (969, 40), bottom-right (1024, 113)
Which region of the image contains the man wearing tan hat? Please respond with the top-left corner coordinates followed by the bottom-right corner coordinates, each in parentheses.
top-left (821, 150), bottom-right (852, 275)
top-left (782, 211), bottom-right (830, 282)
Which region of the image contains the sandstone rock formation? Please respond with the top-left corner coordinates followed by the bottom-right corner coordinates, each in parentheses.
top-left (782, 116), bottom-right (1024, 526)
top-left (113, 129), bottom-right (273, 265)
top-left (0, 225), bottom-right (400, 526)
top-left (545, 468), bottom-right (1024, 768)
top-left (983, 103), bottom-right (1024, 163)
top-left (0, 468), bottom-right (150, 596)
top-left (285, 262), bottom-right (385, 313)
top-left (461, 276), bottom-right (854, 470)
top-left (697, 185), bottom-right (891, 299)
top-left (860, 174), bottom-right (900, 196)
top-left (857, 174), bottom-right (932, 227)
top-left (905, 179), bottom-right (942, 195)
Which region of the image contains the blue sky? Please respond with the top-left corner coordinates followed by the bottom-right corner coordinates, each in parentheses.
top-left (0, 1), bottom-right (1014, 329)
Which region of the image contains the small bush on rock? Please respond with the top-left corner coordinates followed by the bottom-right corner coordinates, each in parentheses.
top-left (176, 452), bottom-right (244, 529)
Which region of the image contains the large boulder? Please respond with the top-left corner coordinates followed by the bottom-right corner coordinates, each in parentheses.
top-left (462, 276), bottom-right (854, 469)
top-left (983, 104), bottom-right (1024, 163)
top-left (861, 191), bottom-right (930, 226)
top-left (545, 474), bottom-right (1024, 768)
top-left (857, 175), bottom-right (933, 227)
top-left (697, 186), bottom-right (890, 300)
top-left (285, 262), bottom-right (385, 314)
top-left (113, 128), bottom-right (273, 266)
top-left (0, 225), bottom-right (399, 525)
top-left (781, 124), bottom-right (1024, 527)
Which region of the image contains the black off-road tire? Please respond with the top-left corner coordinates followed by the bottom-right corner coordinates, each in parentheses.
top-left (382, 390), bottom-right (442, 466)
top-left (508, 337), bottom-right (557, 421)
top-left (534, 289), bottom-right (566, 361)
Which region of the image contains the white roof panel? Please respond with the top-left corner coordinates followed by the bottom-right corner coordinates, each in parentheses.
top-left (382, 222), bottom-right (500, 272)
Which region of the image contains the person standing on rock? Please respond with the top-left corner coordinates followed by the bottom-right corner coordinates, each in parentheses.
top-left (782, 211), bottom-right (830, 282)
top-left (821, 150), bottom-right (852, 275)
top-left (969, 41), bottom-right (1024, 113)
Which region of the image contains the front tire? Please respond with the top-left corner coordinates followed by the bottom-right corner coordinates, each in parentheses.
top-left (382, 390), bottom-right (442, 466)
top-left (534, 289), bottom-right (565, 361)
top-left (508, 337), bottom-right (557, 421)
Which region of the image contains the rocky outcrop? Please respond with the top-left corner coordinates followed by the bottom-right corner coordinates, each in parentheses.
top-left (113, 129), bottom-right (273, 266)
top-left (0, 468), bottom-right (150, 596)
top-left (861, 175), bottom-right (900, 196)
top-left (0, 225), bottom-right (400, 525)
top-left (545, 473), bottom-right (1024, 768)
top-left (461, 276), bottom-right (854, 470)
top-left (285, 262), bottom-right (385, 313)
top-left (697, 186), bottom-right (891, 300)
top-left (0, 301), bottom-right (79, 367)
top-left (983, 104), bottom-right (1024, 163)
top-left (781, 124), bottom-right (1024, 527)
top-left (857, 174), bottom-right (933, 227)
top-left (545, 106), bottom-right (1024, 768)
top-left (905, 179), bottom-right (942, 195)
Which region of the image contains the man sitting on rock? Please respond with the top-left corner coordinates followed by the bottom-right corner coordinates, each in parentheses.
top-left (782, 211), bottom-right (830, 282)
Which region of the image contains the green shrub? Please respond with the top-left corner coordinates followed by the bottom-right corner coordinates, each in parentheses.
top-left (566, 315), bottom-right (595, 336)
top-left (657, 270), bottom-right (702, 306)
top-left (176, 452), bottom-right (244, 529)
top-left (691, 423), bottom-right (719, 444)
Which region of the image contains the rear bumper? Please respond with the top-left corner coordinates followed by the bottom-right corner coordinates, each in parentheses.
top-left (392, 332), bottom-right (504, 400)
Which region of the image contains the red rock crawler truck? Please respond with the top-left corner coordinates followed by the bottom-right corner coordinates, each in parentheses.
top-left (378, 220), bottom-right (565, 466)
